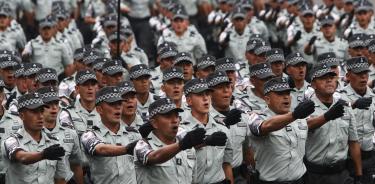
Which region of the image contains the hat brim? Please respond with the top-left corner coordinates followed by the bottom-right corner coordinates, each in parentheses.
top-left (104, 21), bottom-right (117, 27)
top-left (302, 11), bottom-right (315, 16)
top-left (173, 15), bottom-right (189, 20)
top-left (189, 87), bottom-right (213, 94)
top-left (158, 107), bottom-right (184, 115)
top-left (163, 76), bottom-right (184, 82)
top-left (287, 60), bottom-right (308, 67)
top-left (210, 81), bottom-right (232, 88)
top-left (216, 66), bottom-right (237, 72)
top-left (23, 103), bottom-right (46, 110)
top-left (232, 14), bottom-right (246, 19)
top-left (131, 73), bottom-right (151, 79)
top-left (102, 96), bottom-right (124, 104)
top-left (120, 90), bottom-right (136, 96)
top-left (321, 21), bottom-right (335, 26)
top-left (198, 64), bottom-right (215, 70)
top-left (313, 71), bottom-right (337, 80)
top-left (268, 88), bottom-right (294, 94)
top-left (257, 72), bottom-right (275, 80)
top-left (42, 96), bottom-right (60, 103)
top-left (105, 69), bottom-right (124, 76)
top-left (350, 68), bottom-right (370, 74)
top-left (78, 78), bottom-right (98, 85)
top-left (38, 77), bottom-right (58, 83)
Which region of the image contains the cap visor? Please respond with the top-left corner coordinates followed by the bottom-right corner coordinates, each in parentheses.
top-left (163, 76), bottom-right (184, 82)
top-left (159, 107), bottom-right (184, 115)
top-left (105, 70), bottom-right (124, 76)
top-left (25, 103), bottom-right (46, 110)
top-left (191, 87), bottom-right (213, 94)
top-left (314, 71), bottom-right (337, 79)
top-left (38, 77), bottom-right (58, 83)
top-left (132, 73), bottom-right (151, 79)
top-left (350, 68), bottom-right (370, 74)
top-left (173, 15), bottom-right (188, 20)
top-left (43, 96), bottom-right (60, 103)
top-left (78, 78), bottom-right (98, 85)
top-left (104, 97), bottom-right (124, 104)
top-left (257, 72), bottom-right (275, 80)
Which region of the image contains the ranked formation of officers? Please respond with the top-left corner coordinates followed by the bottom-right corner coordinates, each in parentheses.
top-left (0, 0), bottom-right (375, 184)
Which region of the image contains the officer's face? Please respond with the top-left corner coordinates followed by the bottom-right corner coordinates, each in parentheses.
top-left (349, 47), bottom-right (366, 57)
top-left (334, 0), bottom-right (344, 9)
top-left (132, 76), bottom-right (151, 94)
top-left (15, 76), bottom-right (27, 93)
top-left (321, 24), bottom-right (336, 40)
top-left (175, 62), bottom-right (193, 81)
top-left (347, 71), bottom-right (369, 94)
top-left (323, 0), bottom-right (334, 6)
top-left (0, 87), bottom-right (4, 105)
top-left (56, 18), bottom-right (66, 32)
top-left (344, 2), bottom-right (354, 13)
top-left (151, 111), bottom-right (180, 140)
top-left (287, 63), bottom-right (307, 81)
top-left (43, 100), bottom-right (59, 124)
top-left (97, 101), bottom-right (123, 125)
top-left (74, 60), bottom-right (88, 72)
top-left (0, 67), bottom-right (15, 88)
top-left (38, 80), bottom-right (57, 88)
top-left (104, 72), bottom-right (123, 86)
top-left (301, 14), bottom-right (315, 30)
top-left (256, 54), bottom-right (267, 63)
top-left (287, 3), bottom-right (298, 14)
top-left (219, 1), bottom-right (230, 12)
top-left (109, 40), bottom-right (125, 56)
top-left (104, 25), bottom-right (117, 35)
top-left (211, 83), bottom-right (232, 110)
top-left (172, 18), bottom-right (188, 35)
top-left (26, 74), bottom-right (38, 92)
top-left (0, 15), bottom-right (9, 30)
top-left (355, 10), bottom-right (371, 27)
top-left (270, 61), bottom-right (285, 77)
top-left (187, 91), bottom-right (211, 114)
top-left (162, 79), bottom-right (184, 102)
top-left (20, 107), bottom-right (44, 132)
top-left (121, 93), bottom-right (137, 116)
top-left (246, 52), bottom-right (257, 65)
top-left (95, 70), bottom-right (105, 87)
top-left (40, 27), bottom-right (54, 41)
top-left (159, 57), bottom-right (174, 71)
top-left (233, 17), bottom-right (246, 33)
top-left (265, 91), bottom-right (291, 114)
top-left (226, 70), bottom-right (237, 89)
top-left (312, 74), bottom-right (337, 96)
top-left (369, 52), bottom-right (375, 64)
top-left (76, 80), bottom-right (99, 102)
top-left (196, 66), bottom-right (215, 79)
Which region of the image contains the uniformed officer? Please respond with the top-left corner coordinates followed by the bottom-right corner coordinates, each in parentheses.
top-left (6, 63), bottom-right (27, 111)
top-left (265, 48), bottom-right (287, 78)
top-left (316, 52), bottom-right (346, 90)
top-left (24, 63), bottom-right (43, 93)
top-left (101, 59), bottom-right (126, 86)
top-left (0, 55), bottom-right (18, 100)
top-left (285, 52), bottom-right (311, 110)
top-left (180, 78), bottom-right (234, 184)
top-left (59, 70), bottom-right (101, 136)
top-left (80, 86), bottom-right (141, 184)
top-left (223, 6), bottom-right (252, 62)
top-left (287, 4), bottom-right (319, 64)
top-left (304, 64), bottom-right (363, 184)
top-left (134, 98), bottom-right (206, 184)
top-left (36, 68), bottom-right (59, 89)
top-left (241, 37), bottom-right (266, 78)
top-left (22, 17), bottom-right (74, 79)
top-left (195, 54), bottom-right (216, 79)
top-left (38, 86), bottom-right (85, 184)
top-left (252, 40), bottom-right (272, 64)
top-left (348, 33), bottom-right (368, 57)
top-left (158, 6), bottom-right (207, 63)
top-left (118, 81), bottom-right (144, 130)
top-left (248, 77), bottom-right (315, 183)
top-left (340, 57), bottom-right (375, 184)
top-left (1, 92), bottom-right (68, 184)
top-left (150, 45), bottom-right (178, 95)
top-left (107, 31), bottom-right (141, 69)
top-left (174, 52), bottom-right (194, 82)
top-left (368, 40), bottom-right (375, 84)
top-left (91, 57), bottom-right (108, 88)
top-left (207, 71), bottom-right (251, 184)
top-left (0, 76), bottom-right (22, 183)
top-left (161, 67), bottom-right (187, 108)
top-left (305, 15), bottom-right (349, 64)
top-left (121, 27), bottom-right (149, 66)
top-left (243, 2), bottom-right (270, 41)
top-left (129, 64), bottom-right (158, 123)
top-left (344, 0), bottom-right (375, 37)
top-left (245, 63), bottom-right (275, 114)
top-left (0, 5), bottom-right (25, 53)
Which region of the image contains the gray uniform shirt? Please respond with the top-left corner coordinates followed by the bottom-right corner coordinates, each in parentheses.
top-left (81, 122), bottom-right (141, 184)
top-left (180, 113), bottom-right (233, 184)
top-left (340, 85), bottom-right (375, 151)
top-left (249, 108), bottom-right (308, 182)
top-left (305, 94), bottom-right (358, 165)
top-left (1, 128), bottom-right (68, 183)
top-left (134, 131), bottom-right (192, 184)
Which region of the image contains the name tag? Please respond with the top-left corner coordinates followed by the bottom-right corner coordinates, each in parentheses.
top-left (63, 139), bottom-right (74, 143)
top-left (285, 125), bottom-right (292, 132)
top-left (237, 123), bottom-right (247, 127)
top-left (12, 125), bottom-right (21, 130)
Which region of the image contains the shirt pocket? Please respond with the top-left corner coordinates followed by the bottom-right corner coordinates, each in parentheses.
top-left (338, 117), bottom-right (350, 144)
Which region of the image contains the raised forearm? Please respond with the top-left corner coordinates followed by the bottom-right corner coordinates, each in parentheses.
top-left (94, 144), bottom-right (127, 156)
top-left (15, 150), bottom-right (44, 165)
top-left (146, 143), bottom-right (181, 165)
top-left (260, 112), bottom-right (295, 135)
top-left (307, 115), bottom-right (327, 130)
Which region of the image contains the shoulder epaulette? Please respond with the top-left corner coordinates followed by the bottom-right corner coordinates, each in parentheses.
top-left (153, 95), bottom-right (161, 100)
top-left (45, 132), bottom-right (59, 141)
top-left (10, 132), bottom-right (22, 139)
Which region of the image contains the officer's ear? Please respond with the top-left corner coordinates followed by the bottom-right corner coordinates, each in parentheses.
top-left (250, 77), bottom-right (255, 85)
top-left (346, 71), bottom-right (351, 80)
top-left (19, 110), bottom-right (25, 120)
top-left (96, 104), bottom-right (103, 114)
top-left (161, 84), bottom-right (166, 93)
top-left (75, 85), bottom-right (80, 94)
top-left (149, 118), bottom-right (158, 129)
top-left (285, 66), bottom-right (292, 75)
top-left (186, 94), bottom-right (193, 106)
top-left (264, 94), bottom-right (271, 106)
top-left (310, 80), bottom-right (317, 90)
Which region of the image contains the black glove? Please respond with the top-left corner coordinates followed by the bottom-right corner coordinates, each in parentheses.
top-left (42, 144), bottom-right (65, 160)
top-left (352, 97), bottom-right (372, 110)
top-left (223, 109), bottom-right (243, 128)
top-left (324, 99), bottom-right (346, 121)
top-left (287, 76), bottom-right (295, 89)
top-left (204, 131), bottom-right (227, 146)
top-left (308, 36), bottom-right (317, 46)
top-left (293, 31), bottom-right (302, 42)
top-left (179, 128), bottom-right (206, 150)
top-left (139, 123), bottom-right (154, 138)
top-left (292, 100), bottom-right (315, 119)
top-left (125, 140), bottom-right (138, 155)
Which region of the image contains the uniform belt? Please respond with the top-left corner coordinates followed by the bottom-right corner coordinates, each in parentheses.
top-left (361, 150), bottom-right (375, 160)
top-left (304, 158), bottom-right (346, 174)
top-left (258, 175), bottom-right (305, 184)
